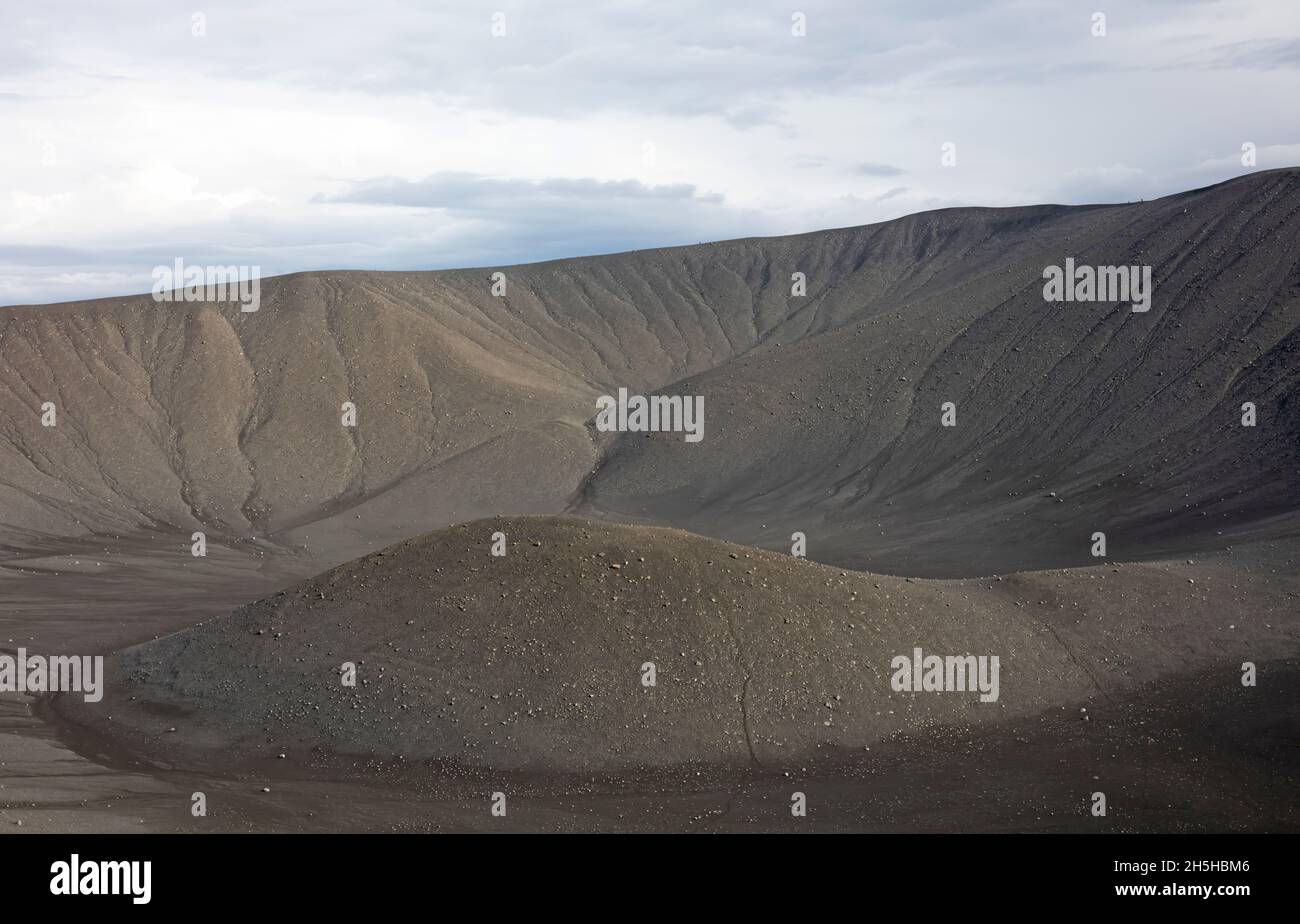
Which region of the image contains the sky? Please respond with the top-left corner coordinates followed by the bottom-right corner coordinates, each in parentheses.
top-left (1, 0), bottom-right (1298, 306)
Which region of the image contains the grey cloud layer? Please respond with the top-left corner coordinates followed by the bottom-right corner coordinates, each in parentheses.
top-left (11, 0), bottom-right (1292, 116)
top-left (321, 173), bottom-right (723, 209)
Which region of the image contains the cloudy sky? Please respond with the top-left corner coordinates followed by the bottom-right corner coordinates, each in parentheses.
top-left (2, 0), bottom-right (1298, 306)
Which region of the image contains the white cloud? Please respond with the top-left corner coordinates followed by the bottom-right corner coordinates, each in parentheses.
top-left (1, 0), bottom-right (1298, 305)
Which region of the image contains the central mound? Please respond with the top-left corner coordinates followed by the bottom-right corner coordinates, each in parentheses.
top-left (60, 516), bottom-right (1292, 773)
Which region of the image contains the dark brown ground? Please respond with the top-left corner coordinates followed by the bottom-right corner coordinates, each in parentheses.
top-left (17, 517), bottom-right (1298, 832)
top-left (16, 651), bottom-right (1300, 833)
